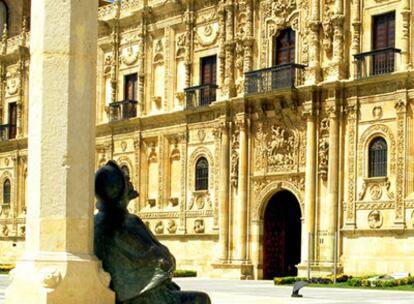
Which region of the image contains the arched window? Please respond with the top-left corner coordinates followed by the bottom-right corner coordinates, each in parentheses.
top-left (369, 137), bottom-right (387, 177)
top-left (3, 178), bottom-right (10, 205)
top-left (195, 157), bottom-right (209, 191)
top-left (0, 1), bottom-right (7, 35)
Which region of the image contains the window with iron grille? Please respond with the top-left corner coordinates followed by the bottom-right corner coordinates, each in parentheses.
top-left (369, 137), bottom-right (387, 177)
top-left (195, 157), bottom-right (209, 191)
top-left (3, 179), bottom-right (10, 205)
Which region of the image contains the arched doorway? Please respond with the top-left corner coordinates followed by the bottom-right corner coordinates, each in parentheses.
top-left (263, 190), bottom-right (301, 279)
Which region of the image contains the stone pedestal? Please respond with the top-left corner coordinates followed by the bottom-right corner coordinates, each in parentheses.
top-left (5, 0), bottom-right (115, 303)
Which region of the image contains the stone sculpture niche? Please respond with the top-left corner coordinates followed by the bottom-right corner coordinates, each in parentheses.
top-left (94, 161), bottom-right (211, 304)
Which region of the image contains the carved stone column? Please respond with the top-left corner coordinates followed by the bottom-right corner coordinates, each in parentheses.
top-left (218, 119), bottom-right (230, 261)
top-left (137, 28), bottom-right (145, 116)
top-left (110, 1), bottom-right (121, 104)
top-left (331, 14), bottom-right (345, 80)
top-left (217, 2), bottom-right (226, 89)
top-left (235, 115), bottom-right (248, 261)
top-left (303, 101), bottom-right (317, 268)
top-left (307, 22), bottom-right (321, 84)
top-left (326, 101), bottom-right (340, 263)
top-left (5, 0), bottom-right (115, 302)
top-left (224, 1), bottom-right (235, 97)
top-left (351, 0), bottom-right (361, 79)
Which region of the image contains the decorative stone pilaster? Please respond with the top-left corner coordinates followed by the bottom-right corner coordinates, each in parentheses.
top-left (179, 133), bottom-right (188, 233)
top-left (223, 1), bottom-right (236, 98)
top-left (394, 99), bottom-right (407, 228)
top-left (110, 15), bottom-right (120, 103)
top-left (184, 5), bottom-right (194, 88)
top-left (401, 9), bottom-right (411, 70)
top-left (217, 2), bottom-right (226, 90)
top-left (17, 19), bottom-right (29, 138)
top-left (235, 114), bottom-right (248, 261)
top-left (345, 101), bottom-right (358, 228)
top-left (216, 119), bottom-right (230, 261)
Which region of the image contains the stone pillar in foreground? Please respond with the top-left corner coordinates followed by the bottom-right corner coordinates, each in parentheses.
top-left (5, 0), bottom-right (115, 303)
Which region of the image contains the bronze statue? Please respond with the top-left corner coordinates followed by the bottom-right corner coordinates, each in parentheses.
top-left (94, 161), bottom-right (211, 304)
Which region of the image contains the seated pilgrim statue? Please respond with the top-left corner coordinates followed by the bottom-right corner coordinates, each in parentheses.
top-left (94, 161), bottom-right (211, 304)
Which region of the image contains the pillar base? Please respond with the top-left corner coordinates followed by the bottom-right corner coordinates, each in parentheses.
top-left (6, 252), bottom-right (115, 304)
top-left (211, 261), bottom-right (254, 280)
top-left (297, 262), bottom-right (344, 278)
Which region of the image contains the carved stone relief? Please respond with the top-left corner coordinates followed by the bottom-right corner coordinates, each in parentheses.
top-left (167, 220), bottom-right (177, 234)
top-left (194, 23), bottom-right (219, 49)
top-left (265, 125), bottom-right (298, 172)
top-left (322, 5), bottom-right (334, 58)
top-left (193, 219), bottom-right (205, 233)
top-left (155, 220), bottom-right (164, 234)
top-left (368, 210), bottom-right (383, 229)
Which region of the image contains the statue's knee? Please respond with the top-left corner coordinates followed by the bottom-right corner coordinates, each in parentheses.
top-left (177, 291), bottom-right (211, 304)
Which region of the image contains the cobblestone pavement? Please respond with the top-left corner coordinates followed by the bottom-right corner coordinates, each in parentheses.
top-left (1, 275), bottom-right (414, 303)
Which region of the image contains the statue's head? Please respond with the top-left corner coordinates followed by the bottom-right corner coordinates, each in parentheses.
top-left (95, 160), bottom-right (138, 210)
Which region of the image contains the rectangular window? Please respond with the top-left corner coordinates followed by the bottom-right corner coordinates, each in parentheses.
top-left (199, 55), bottom-right (217, 105)
top-left (124, 73), bottom-right (137, 101)
top-left (372, 12), bottom-right (395, 75)
top-left (373, 12), bottom-right (395, 50)
top-left (8, 102), bottom-right (16, 139)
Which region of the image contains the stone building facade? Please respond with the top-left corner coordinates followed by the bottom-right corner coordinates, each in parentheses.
top-left (1, 0), bottom-right (414, 280)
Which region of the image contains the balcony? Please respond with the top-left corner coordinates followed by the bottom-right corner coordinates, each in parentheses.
top-left (244, 63), bottom-right (306, 96)
top-left (354, 47), bottom-right (401, 80)
top-left (109, 99), bottom-right (137, 121)
top-left (0, 124), bottom-right (15, 141)
top-left (184, 84), bottom-right (218, 109)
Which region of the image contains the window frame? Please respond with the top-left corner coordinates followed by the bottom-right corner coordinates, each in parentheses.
top-left (195, 157), bottom-right (209, 191)
top-left (3, 178), bottom-right (10, 205)
top-left (368, 136), bottom-right (388, 178)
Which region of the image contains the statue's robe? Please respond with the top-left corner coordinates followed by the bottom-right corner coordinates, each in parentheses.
top-left (94, 202), bottom-right (179, 304)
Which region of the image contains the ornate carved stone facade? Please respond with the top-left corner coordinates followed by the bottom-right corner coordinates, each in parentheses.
top-left (3, 0), bottom-right (414, 280)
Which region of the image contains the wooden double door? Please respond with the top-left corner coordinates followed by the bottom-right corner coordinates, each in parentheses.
top-left (263, 190), bottom-right (301, 280)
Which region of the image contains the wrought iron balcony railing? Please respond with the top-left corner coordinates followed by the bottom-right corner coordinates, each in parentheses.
top-left (244, 63), bottom-right (306, 96)
top-left (109, 99), bottom-right (138, 121)
top-left (184, 83), bottom-right (218, 109)
top-left (354, 47), bottom-right (401, 80)
top-left (0, 124), bottom-right (15, 141)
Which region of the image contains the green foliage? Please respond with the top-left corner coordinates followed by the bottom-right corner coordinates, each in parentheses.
top-left (348, 278), bottom-right (362, 287)
top-left (173, 270), bottom-right (197, 278)
top-left (273, 276), bottom-right (307, 285)
top-left (0, 264), bottom-right (15, 273)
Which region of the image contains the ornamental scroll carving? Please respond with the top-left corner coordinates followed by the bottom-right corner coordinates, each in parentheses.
top-left (231, 129), bottom-right (240, 187)
top-left (318, 118), bottom-right (329, 180)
